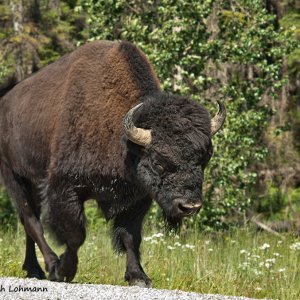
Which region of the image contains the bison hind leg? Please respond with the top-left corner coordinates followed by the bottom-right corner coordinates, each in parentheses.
top-left (0, 168), bottom-right (59, 281)
top-left (45, 184), bottom-right (86, 282)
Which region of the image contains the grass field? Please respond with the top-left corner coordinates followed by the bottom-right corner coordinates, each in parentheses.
top-left (0, 219), bottom-right (299, 300)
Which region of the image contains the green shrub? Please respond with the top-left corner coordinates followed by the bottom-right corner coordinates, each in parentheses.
top-left (0, 187), bottom-right (17, 229)
top-left (255, 186), bottom-right (300, 221)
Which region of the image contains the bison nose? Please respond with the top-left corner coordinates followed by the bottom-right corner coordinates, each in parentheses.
top-left (175, 199), bottom-right (202, 216)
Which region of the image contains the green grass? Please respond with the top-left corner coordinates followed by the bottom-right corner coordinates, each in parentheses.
top-left (0, 223), bottom-right (300, 300)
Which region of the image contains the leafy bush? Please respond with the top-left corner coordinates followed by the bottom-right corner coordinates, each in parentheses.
top-left (0, 187), bottom-right (17, 228)
top-left (255, 186), bottom-right (300, 221)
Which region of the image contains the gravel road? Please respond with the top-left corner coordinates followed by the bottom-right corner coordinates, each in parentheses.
top-left (0, 277), bottom-right (256, 300)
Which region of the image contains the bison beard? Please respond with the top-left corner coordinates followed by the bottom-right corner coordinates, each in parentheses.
top-left (0, 40), bottom-right (225, 287)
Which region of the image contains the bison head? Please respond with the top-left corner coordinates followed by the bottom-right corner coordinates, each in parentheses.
top-left (123, 94), bottom-right (226, 226)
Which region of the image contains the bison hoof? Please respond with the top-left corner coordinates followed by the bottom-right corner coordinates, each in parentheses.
top-left (26, 270), bottom-right (46, 280)
top-left (129, 278), bottom-right (152, 288)
top-left (48, 253), bottom-right (77, 282)
top-left (48, 261), bottom-right (64, 282)
top-left (125, 271), bottom-right (152, 288)
top-left (23, 264), bottom-right (46, 280)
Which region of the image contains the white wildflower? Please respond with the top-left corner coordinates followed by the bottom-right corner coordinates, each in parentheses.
top-left (185, 244), bottom-right (195, 249)
top-left (240, 249), bottom-right (247, 254)
top-left (204, 240), bottom-right (210, 245)
top-left (290, 242), bottom-right (300, 251)
top-left (150, 240), bottom-right (158, 244)
top-left (152, 233), bottom-right (164, 238)
top-left (278, 268), bottom-right (286, 273)
top-left (259, 243), bottom-right (270, 250)
top-left (238, 262), bottom-right (250, 270)
top-left (253, 269), bottom-right (263, 276)
top-left (143, 237), bottom-right (152, 242)
top-left (208, 248), bottom-right (213, 252)
top-left (174, 242), bottom-right (182, 247)
top-left (167, 245), bottom-right (176, 250)
top-left (231, 240), bottom-right (237, 244)
top-left (273, 252), bottom-right (281, 257)
top-left (255, 287), bottom-right (262, 291)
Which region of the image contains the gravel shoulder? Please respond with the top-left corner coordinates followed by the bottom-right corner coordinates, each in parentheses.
top-left (0, 277), bottom-right (256, 300)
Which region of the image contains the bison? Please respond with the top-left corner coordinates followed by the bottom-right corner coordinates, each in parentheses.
top-left (0, 40), bottom-right (226, 287)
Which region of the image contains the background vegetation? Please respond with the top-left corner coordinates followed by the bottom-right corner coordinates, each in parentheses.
top-left (0, 0), bottom-right (299, 229)
top-left (0, 0), bottom-right (300, 298)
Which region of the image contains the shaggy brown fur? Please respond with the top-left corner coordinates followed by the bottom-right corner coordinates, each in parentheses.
top-left (1, 41), bottom-right (160, 180)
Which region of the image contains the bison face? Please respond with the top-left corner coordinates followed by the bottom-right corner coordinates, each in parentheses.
top-left (134, 140), bottom-right (213, 222)
top-left (123, 94), bottom-right (225, 225)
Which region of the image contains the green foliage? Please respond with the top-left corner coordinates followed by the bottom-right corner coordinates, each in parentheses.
top-left (281, 9), bottom-right (300, 77)
top-left (78, 0), bottom-right (297, 229)
top-left (84, 200), bottom-right (107, 230)
top-left (0, 187), bottom-right (17, 228)
top-left (0, 0), bottom-right (86, 84)
top-left (256, 186), bottom-right (300, 221)
top-left (258, 185), bottom-right (287, 216)
top-left (281, 11), bottom-right (300, 38)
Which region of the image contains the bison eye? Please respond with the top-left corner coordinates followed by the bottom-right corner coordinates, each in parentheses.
top-left (155, 163), bottom-right (164, 174)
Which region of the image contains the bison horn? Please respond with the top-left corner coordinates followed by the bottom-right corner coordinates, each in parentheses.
top-left (123, 103), bottom-right (152, 146)
top-left (211, 100), bottom-right (226, 136)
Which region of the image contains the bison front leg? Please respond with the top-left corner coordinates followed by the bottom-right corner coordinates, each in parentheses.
top-left (113, 196), bottom-right (152, 288)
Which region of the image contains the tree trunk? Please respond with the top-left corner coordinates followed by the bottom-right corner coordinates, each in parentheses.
top-left (47, 0), bottom-right (60, 16)
top-left (10, 0), bottom-right (24, 82)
